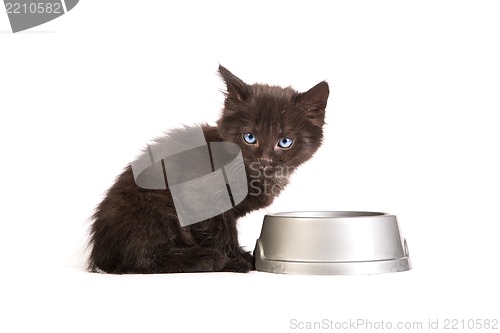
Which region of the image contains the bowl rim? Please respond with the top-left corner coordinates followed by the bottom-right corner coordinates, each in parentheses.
top-left (266, 211), bottom-right (390, 218)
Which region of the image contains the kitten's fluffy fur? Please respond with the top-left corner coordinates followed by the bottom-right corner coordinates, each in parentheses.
top-left (88, 66), bottom-right (329, 273)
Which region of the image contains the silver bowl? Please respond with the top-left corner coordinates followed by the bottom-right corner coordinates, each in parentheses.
top-left (254, 211), bottom-right (411, 275)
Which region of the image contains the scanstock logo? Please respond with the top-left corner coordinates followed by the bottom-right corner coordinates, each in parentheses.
top-left (4, 0), bottom-right (79, 33)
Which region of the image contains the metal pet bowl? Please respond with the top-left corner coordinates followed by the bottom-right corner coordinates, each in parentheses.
top-left (254, 211), bottom-right (411, 275)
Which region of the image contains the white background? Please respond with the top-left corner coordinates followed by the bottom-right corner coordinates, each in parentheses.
top-left (1, 1), bottom-right (499, 332)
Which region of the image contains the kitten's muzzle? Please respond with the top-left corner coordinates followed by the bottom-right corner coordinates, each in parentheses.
top-left (257, 157), bottom-right (272, 168)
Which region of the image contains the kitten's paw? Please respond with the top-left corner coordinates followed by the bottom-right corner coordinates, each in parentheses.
top-left (222, 256), bottom-right (253, 273)
top-left (240, 251), bottom-right (256, 270)
top-left (196, 248), bottom-right (229, 272)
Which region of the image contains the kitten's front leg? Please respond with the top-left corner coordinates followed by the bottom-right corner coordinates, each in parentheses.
top-left (211, 214), bottom-right (255, 273)
top-left (186, 215), bottom-right (253, 272)
top-left (220, 235), bottom-right (255, 273)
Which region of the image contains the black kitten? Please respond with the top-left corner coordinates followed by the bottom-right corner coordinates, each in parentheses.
top-left (87, 66), bottom-right (329, 273)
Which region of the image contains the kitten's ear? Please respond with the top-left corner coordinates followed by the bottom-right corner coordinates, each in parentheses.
top-left (218, 65), bottom-right (251, 102)
top-left (296, 81), bottom-right (329, 126)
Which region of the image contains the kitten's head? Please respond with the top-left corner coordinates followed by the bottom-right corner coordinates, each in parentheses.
top-left (217, 65), bottom-right (329, 177)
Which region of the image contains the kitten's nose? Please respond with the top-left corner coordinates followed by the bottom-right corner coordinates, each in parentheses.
top-left (258, 157), bottom-right (272, 167)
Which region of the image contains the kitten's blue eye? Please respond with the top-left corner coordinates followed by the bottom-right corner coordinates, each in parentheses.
top-left (243, 133), bottom-right (257, 144)
top-left (278, 138), bottom-right (294, 149)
